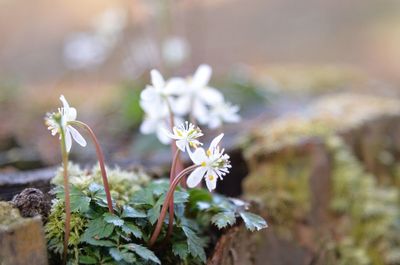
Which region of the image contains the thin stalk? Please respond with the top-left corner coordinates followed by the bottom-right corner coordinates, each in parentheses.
top-left (166, 149), bottom-right (180, 242)
top-left (60, 129), bottom-right (70, 265)
top-left (148, 165), bottom-right (198, 247)
top-left (70, 121), bottom-right (114, 214)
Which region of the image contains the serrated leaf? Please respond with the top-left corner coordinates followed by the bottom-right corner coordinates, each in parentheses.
top-left (147, 196), bottom-right (164, 224)
top-left (70, 185), bottom-right (91, 213)
top-left (174, 191), bottom-right (189, 203)
top-left (131, 189), bottom-right (154, 205)
top-left (182, 226), bottom-right (206, 262)
top-left (81, 218), bottom-right (114, 243)
top-left (84, 237), bottom-right (115, 247)
top-left (172, 242), bottom-right (188, 260)
top-left (124, 243), bottom-right (161, 264)
top-left (104, 213), bottom-right (124, 227)
top-left (122, 223), bottom-right (142, 239)
top-left (211, 211), bottom-right (236, 229)
top-left (188, 189), bottom-right (212, 210)
top-left (122, 205), bottom-right (147, 218)
top-left (239, 212), bottom-right (268, 231)
top-left (79, 255), bottom-right (98, 264)
top-left (109, 248), bottom-right (123, 261)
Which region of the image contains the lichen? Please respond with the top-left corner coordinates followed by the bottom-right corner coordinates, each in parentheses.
top-left (0, 201), bottom-right (21, 227)
top-left (52, 163), bottom-right (151, 204)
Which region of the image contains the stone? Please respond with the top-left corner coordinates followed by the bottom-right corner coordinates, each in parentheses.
top-left (0, 201), bottom-right (48, 265)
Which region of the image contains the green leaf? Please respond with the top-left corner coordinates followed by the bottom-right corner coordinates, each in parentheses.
top-left (188, 189), bottom-right (212, 210)
top-left (131, 188), bottom-right (155, 205)
top-left (109, 248), bottom-right (123, 261)
top-left (104, 213), bottom-right (124, 227)
top-left (79, 255), bottom-right (98, 264)
top-left (211, 211), bottom-right (236, 229)
top-left (182, 226), bottom-right (206, 263)
top-left (83, 237), bottom-right (115, 247)
top-left (172, 242), bottom-right (188, 260)
top-left (147, 196), bottom-right (164, 224)
top-left (70, 185), bottom-right (91, 213)
top-left (124, 243), bottom-right (161, 264)
top-left (81, 218), bottom-right (114, 243)
top-left (122, 223), bottom-right (142, 239)
top-left (122, 205), bottom-right (147, 218)
top-left (174, 191), bottom-right (189, 204)
top-left (239, 212), bottom-right (268, 231)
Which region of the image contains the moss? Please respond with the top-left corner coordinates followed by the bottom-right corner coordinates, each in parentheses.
top-left (243, 93), bottom-right (400, 264)
top-left (52, 163), bottom-right (150, 204)
top-left (0, 201), bottom-right (21, 227)
top-left (243, 152), bottom-right (312, 237)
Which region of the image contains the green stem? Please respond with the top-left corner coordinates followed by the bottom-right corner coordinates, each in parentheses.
top-left (60, 128), bottom-right (70, 265)
top-left (69, 121), bottom-right (114, 214)
top-left (148, 165), bottom-right (198, 247)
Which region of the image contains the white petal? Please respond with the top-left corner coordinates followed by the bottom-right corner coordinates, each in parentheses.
top-left (172, 95), bottom-right (191, 116)
top-left (140, 118), bottom-right (158, 134)
top-left (205, 174), bottom-right (217, 192)
top-left (210, 133), bottom-right (224, 150)
top-left (140, 86), bottom-right (158, 101)
top-left (208, 117), bottom-right (222, 129)
top-left (59, 95), bottom-right (70, 110)
top-left (193, 100), bottom-right (209, 124)
top-left (68, 125), bottom-right (87, 147)
top-left (189, 147), bottom-right (207, 165)
top-left (164, 78), bottom-right (185, 95)
top-left (199, 87), bottom-right (224, 105)
top-left (176, 139), bottom-right (187, 152)
top-left (187, 167), bottom-right (207, 188)
top-left (156, 124), bottom-right (172, 144)
top-left (65, 129), bottom-right (72, 153)
top-left (192, 64), bottom-right (212, 88)
top-left (151, 69), bottom-right (165, 89)
top-left (68, 107), bottom-right (77, 121)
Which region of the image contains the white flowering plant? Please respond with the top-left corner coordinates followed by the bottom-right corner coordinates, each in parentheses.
top-left (44, 65), bottom-right (266, 265)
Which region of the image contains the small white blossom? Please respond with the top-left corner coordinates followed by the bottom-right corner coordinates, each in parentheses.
top-left (166, 121), bottom-right (203, 152)
top-left (187, 134), bottom-right (231, 191)
top-left (205, 101), bottom-right (240, 129)
top-left (174, 65), bottom-right (224, 124)
top-left (45, 95), bottom-right (87, 152)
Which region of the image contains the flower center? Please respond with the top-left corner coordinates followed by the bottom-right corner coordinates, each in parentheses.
top-left (201, 161), bottom-right (207, 167)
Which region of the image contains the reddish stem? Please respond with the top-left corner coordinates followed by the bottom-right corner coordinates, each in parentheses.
top-left (70, 121), bottom-right (114, 214)
top-left (148, 165), bottom-right (198, 247)
top-left (166, 149), bottom-right (180, 242)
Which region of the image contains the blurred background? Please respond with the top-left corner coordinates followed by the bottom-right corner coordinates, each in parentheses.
top-left (1, 0), bottom-right (400, 170)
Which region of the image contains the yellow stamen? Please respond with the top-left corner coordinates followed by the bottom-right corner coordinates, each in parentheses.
top-left (201, 162), bottom-right (206, 167)
top-left (208, 175), bottom-right (214, 181)
top-left (206, 149), bottom-right (211, 157)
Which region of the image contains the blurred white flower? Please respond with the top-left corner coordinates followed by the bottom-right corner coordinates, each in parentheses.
top-left (165, 121), bottom-right (203, 152)
top-left (63, 33), bottom-right (108, 70)
top-left (174, 64), bottom-right (224, 124)
top-left (187, 134), bottom-right (231, 191)
top-left (206, 101), bottom-right (240, 129)
top-left (140, 104), bottom-right (181, 144)
top-left (122, 39), bottom-right (159, 78)
top-left (63, 8), bottom-right (126, 70)
top-left (45, 95), bottom-right (87, 152)
top-left (162, 36), bottom-right (190, 67)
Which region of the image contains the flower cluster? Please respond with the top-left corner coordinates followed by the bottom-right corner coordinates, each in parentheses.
top-left (139, 64), bottom-right (240, 144)
top-left (166, 121), bottom-right (231, 192)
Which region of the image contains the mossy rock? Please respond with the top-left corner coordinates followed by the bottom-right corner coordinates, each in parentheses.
top-left (0, 201), bottom-right (48, 265)
top-left (243, 93), bottom-right (400, 265)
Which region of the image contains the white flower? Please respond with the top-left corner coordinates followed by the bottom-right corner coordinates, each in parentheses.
top-left (174, 64), bottom-right (224, 123)
top-left (140, 69), bottom-right (184, 112)
top-left (187, 134), bottom-right (231, 191)
top-left (165, 121), bottom-right (203, 152)
top-left (139, 69), bottom-right (185, 144)
top-left (45, 95), bottom-right (87, 152)
top-left (205, 101), bottom-right (240, 129)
